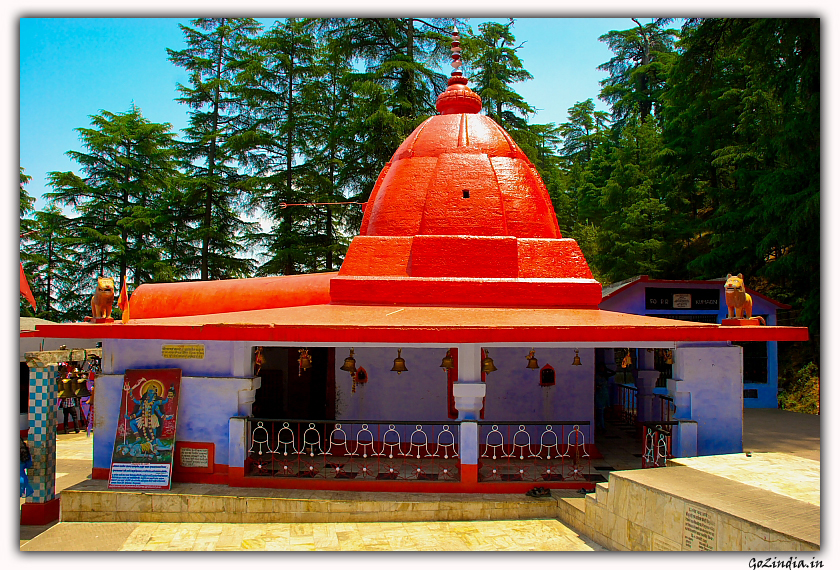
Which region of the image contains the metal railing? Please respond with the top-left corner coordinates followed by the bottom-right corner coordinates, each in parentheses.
top-left (245, 418), bottom-right (460, 481)
top-left (654, 394), bottom-right (675, 422)
top-left (476, 421), bottom-right (592, 483)
top-left (640, 421), bottom-right (677, 468)
top-left (616, 384), bottom-right (638, 425)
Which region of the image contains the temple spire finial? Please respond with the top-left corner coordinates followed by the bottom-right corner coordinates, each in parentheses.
top-left (450, 26), bottom-right (462, 78)
top-left (435, 23), bottom-right (482, 114)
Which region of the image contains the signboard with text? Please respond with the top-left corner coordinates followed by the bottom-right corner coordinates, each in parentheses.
top-left (645, 288), bottom-right (720, 311)
top-left (109, 368), bottom-right (181, 490)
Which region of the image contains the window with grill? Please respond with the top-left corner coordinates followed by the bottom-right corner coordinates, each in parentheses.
top-left (732, 340), bottom-right (768, 384)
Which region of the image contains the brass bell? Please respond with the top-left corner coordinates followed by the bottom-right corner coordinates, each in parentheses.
top-left (340, 348), bottom-right (357, 374)
top-left (571, 349), bottom-right (582, 366)
top-left (665, 349), bottom-right (673, 365)
top-left (298, 348), bottom-right (312, 375)
top-left (526, 349), bottom-right (540, 370)
top-left (57, 377), bottom-right (76, 399)
top-left (74, 374), bottom-right (92, 398)
top-left (481, 350), bottom-right (497, 373)
top-left (440, 349), bottom-right (455, 371)
top-left (391, 348), bottom-right (408, 375)
top-left (621, 349), bottom-right (633, 369)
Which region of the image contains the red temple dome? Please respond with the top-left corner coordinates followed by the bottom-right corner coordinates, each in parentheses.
top-left (331, 59), bottom-right (601, 308)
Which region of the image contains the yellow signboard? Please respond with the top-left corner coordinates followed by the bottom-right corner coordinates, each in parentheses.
top-left (161, 344), bottom-right (205, 360)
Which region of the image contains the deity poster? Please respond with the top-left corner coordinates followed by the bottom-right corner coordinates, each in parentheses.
top-left (108, 368), bottom-right (181, 490)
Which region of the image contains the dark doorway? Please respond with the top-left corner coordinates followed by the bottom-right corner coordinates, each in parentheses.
top-left (252, 347), bottom-right (335, 420)
top-left (20, 361), bottom-right (29, 414)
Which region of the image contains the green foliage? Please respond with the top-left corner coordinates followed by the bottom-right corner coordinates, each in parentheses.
top-left (464, 21), bottom-right (534, 128)
top-left (45, 104), bottom-right (181, 296)
top-left (168, 17), bottom-right (263, 280)
top-left (20, 167), bottom-right (34, 217)
top-left (778, 362), bottom-right (820, 414)
top-left (28, 16), bottom-right (818, 352)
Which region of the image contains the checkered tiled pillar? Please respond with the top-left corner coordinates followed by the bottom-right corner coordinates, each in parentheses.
top-left (26, 364), bottom-right (59, 504)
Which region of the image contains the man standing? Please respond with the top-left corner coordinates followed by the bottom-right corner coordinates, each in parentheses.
top-left (60, 394), bottom-right (81, 434)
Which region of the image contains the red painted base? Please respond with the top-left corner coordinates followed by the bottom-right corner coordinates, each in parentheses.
top-left (20, 497), bottom-right (60, 526)
top-left (96, 463), bottom-right (597, 493)
top-left (721, 318), bottom-right (761, 326)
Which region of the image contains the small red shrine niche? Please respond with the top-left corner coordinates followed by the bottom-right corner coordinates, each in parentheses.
top-left (539, 364), bottom-right (556, 387)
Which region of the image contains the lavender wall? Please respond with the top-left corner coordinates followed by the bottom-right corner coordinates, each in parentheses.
top-left (105, 338), bottom-right (250, 378)
top-left (672, 344), bottom-right (743, 455)
top-left (334, 346), bottom-right (596, 445)
top-left (334, 347), bottom-right (450, 422)
top-left (93, 374), bottom-right (257, 470)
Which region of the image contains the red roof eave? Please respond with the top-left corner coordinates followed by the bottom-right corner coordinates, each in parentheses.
top-left (31, 304), bottom-right (809, 344)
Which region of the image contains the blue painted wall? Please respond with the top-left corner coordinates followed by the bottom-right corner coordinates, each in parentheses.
top-left (105, 338), bottom-right (250, 378)
top-left (93, 373), bottom-right (256, 470)
top-left (600, 280), bottom-right (781, 408)
top-left (672, 344), bottom-right (743, 455)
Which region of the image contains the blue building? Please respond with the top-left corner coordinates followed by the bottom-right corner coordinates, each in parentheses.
top-left (599, 275), bottom-right (792, 409)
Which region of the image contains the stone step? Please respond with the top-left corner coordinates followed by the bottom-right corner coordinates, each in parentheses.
top-left (60, 479), bottom-right (568, 524)
top-left (595, 481), bottom-right (610, 505)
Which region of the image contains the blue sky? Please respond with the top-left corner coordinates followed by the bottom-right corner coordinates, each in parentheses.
top-left (20, 17), bottom-right (636, 210)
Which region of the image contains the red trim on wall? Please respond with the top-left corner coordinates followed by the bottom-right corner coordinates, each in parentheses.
top-left (94, 464), bottom-right (231, 485)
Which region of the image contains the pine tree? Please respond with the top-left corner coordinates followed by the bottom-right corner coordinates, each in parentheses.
top-left (20, 205), bottom-right (84, 320)
top-left (168, 18), bottom-right (262, 280)
top-left (465, 21), bottom-right (535, 130)
top-left (598, 19), bottom-right (678, 130)
top-left (45, 105), bottom-right (181, 292)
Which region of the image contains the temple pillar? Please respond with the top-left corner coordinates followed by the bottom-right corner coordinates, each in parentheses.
top-left (21, 363), bottom-right (61, 525)
top-left (634, 351), bottom-right (660, 423)
top-left (452, 344), bottom-right (485, 486)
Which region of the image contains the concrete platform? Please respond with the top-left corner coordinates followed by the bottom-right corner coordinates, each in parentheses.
top-left (560, 452), bottom-right (820, 551)
top-left (59, 479), bottom-right (573, 523)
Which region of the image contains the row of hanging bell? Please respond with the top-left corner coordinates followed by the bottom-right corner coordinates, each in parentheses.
top-left (298, 348), bottom-right (312, 376)
top-left (57, 371), bottom-right (92, 399)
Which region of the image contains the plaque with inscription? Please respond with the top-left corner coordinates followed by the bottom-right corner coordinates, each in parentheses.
top-left (645, 287), bottom-right (720, 311)
top-left (180, 446), bottom-right (210, 468)
top-left (682, 504), bottom-right (717, 551)
top-left (162, 344), bottom-right (205, 359)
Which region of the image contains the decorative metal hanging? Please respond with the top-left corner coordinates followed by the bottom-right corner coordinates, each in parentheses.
top-left (621, 348), bottom-right (633, 369)
top-left (526, 349), bottom-right (540, 370)
top-left (57, 377), bottom-right (76, 399)
top-left (298, 348), bottom-right (312, 376)
top-left (571, 349), bottom-right (582, 366)
top-left (481, 349), bottom-right (498, 373)
top-left (391, 348), bottom-right (408, 375)
top-left (440, 349), bottom-right (455, 371)
top-left (664, 349), bottom-right (674, 365)
top-left (73, 372), bottom-right (92, 398)
top-left (254, 346), bottom-right (265, 375)
top-left (340, 348), bottom-right (357, 374)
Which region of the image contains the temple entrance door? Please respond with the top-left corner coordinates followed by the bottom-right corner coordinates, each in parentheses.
top-left (252, 347), bottom-right (335, 420)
